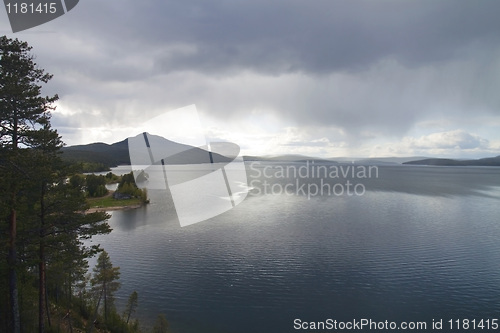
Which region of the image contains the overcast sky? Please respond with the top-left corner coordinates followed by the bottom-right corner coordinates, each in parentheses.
top-left (2, 0), bottom-right (500, 158)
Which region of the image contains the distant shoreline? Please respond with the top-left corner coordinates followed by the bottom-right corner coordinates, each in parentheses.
top-left (86, 190), bottom-right (146, 213)
top-left (86, 204), bottom-right (143, 214)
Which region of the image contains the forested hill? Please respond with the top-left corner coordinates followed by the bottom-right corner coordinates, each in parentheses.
top-left (61, 139), bottom-right (131, 167)
top-left (61, 133), bottom-right (232, 169)
top-left (403, 155), bottom-right (500, 166)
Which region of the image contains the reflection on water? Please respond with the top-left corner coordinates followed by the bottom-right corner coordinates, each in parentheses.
top-left (87, 164), bottom-right (500, 333)
top-left (247, 163), bottom-right (500, 198)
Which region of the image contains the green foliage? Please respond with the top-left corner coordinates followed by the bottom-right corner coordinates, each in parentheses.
top-left (60, 139), bottom-right (132, 169)
top-left (1, 34), bottom-right (60, 333)
top-left (105, 172), bottom-right (121, 183)
top-left (90, 250), bottom-right (121, 325)
top-left (103, 309), bottom-right (128, 332)
top-left (87, 196), bottom-right (142, 209)
top-left (70, 174), bottom-right (86, 188)
top-left (116, 171), bottom-right (149, 203)
top-left (95, 184), bottom-right (108, 197)
top-left (0, 35), bottom-right (162, 333)
top-left (78, 162), bottom-right (110, 173)
top-left (120, 172), bottom-right (136, 186)
top-left (0, 35), bottom-right (112, 332)
top-left (119, 182), bottom-right (136, 196)
top-left (86, 174), bottom-right (108, 197)
top-left (123, 291), bottom-right (138, 324)
top-left (153, 314), bottom-right (169, 333)
top-left (0, 35), bottom-right (59, 149)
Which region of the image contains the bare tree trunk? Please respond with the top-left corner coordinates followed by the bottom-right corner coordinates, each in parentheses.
top-left (39, 183), bottom-right (46, 333)
top-left (8, 112), bottom-right (21, 333)
top-left (38, 253), bottom-right (46, 333)
top-left (8, 205), bottom-right (21, 333)
top-left (103, 281), bottom-right (107, 323)
top-left (45, 282), bottom-right (51, 328)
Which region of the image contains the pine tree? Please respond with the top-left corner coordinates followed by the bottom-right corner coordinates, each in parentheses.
top-left (37, 158), bottom-right (110, 331)
top-left (153, 314), bottom-right (169, 333)
top-left (1, 35), bottom-right (58, 333)
top-left (90, 250), bottom-right (121, 325)
top-left (1, 36), bottom-right (112, 332)
top-left (29, 123), bottom-right (64, 332)
top-left (123, 290), bottom-right (138, 324)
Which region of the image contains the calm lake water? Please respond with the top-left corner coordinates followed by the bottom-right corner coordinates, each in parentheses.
top-left (88, 163), bottom-right (500, 332)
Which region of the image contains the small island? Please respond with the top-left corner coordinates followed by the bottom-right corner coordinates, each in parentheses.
top-left (86, 191), bottom-right (145, 213)
top-left (69, 171), bottom-right (150, 213)
top-left (403, 155), bottom-right (500, 167)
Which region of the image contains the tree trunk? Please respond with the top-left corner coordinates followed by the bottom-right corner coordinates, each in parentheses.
top-left (39, 183), bottom-right (46, 333)
top-left (63, 310), bottom-right (73, 333)
top-left (87, 286), bottom-right (104, 333)
top-left (8, 206), bottom-right (21, 333)
top-left (8, 108), bottom-right (21, 333)
top-left (38, 253), bottom-right (46, 333)
top-left (67, 313), bottom-right (73, 333)
top-left (45, 282), bottom-right (51, 328)
top-left (103, 281), bottom-right (107, 322)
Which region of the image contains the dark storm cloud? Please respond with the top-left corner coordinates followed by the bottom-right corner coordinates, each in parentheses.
top-left (103, 0), bottom-right (500, 75)
top-left (4, 0), bottom-right (499, 154)
top-left (39, 0), bottom-right (500, 75)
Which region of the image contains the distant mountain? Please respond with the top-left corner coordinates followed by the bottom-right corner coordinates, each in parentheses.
top-left (128, 133), bottom-right (234, 165)
top-left (243, 155), bottom-right (429, 165)
top-left (61, 133), bottom-right (232, 167)
top-left (61, 140), bottom-right (130, 166)
top-left (243, 154), bottom-right (336, 163)
top-left (348, 157), bottom-right (429, 165)
top-left (403, 156), bottom-right (500, 166)
top-left (63, 137), bottom-right (500, 169)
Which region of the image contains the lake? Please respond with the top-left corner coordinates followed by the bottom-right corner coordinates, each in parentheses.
top-left (88, 163), bottom-right (500, 332)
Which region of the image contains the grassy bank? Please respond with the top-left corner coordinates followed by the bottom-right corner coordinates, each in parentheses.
top-left (87, 193), bottom-right (143, 209)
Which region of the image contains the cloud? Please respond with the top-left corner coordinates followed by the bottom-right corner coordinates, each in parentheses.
top-left (3, 0), bottom-right (499, 157)
top-left (367, 130), bottom-right (495, 158)
top-left (60, 0), bottom-right (500, 75)
top-left (409, 130), bottom-right (488, 150)
top-left (48, 56), bottom-right (500, 139)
